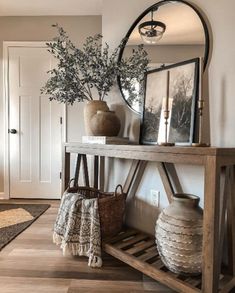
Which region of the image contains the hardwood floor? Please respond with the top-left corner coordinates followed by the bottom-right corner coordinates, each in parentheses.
top-left (0, 200), bottom-right (174, 293)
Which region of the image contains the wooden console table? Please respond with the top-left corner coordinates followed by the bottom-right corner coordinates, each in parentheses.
top-left (62, 143), bottom-right (235, 293)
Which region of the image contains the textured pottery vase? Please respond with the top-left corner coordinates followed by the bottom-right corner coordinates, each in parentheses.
top-left (155, 193), bottom-right (203, 276)
top-left (90, 110), bottom-right (121, 136)
top-left (84, 100), bottom-right (109, 135)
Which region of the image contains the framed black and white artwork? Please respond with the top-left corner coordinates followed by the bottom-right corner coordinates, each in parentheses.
top-left (140, 58), bottom-right (199, 145)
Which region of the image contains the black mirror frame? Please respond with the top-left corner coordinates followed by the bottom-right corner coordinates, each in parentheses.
top-left (117, 0), bottom-right (210, 114)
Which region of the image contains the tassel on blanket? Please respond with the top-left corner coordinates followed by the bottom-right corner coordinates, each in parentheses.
top-left (53, 231), bottom-right (102, 267)
top-left (88, 255), bottom-right (102, 268)
top-left (53, 195), bottom-right (102, 268)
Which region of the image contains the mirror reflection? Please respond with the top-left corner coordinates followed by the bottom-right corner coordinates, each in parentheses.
top-left (119, 1), bottom-right (208, 114)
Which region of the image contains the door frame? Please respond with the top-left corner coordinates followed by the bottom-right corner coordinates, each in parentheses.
top-left (2, 41), bottom-right (67, 199)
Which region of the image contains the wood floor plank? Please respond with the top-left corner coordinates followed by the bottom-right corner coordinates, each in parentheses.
top-left (68, 279), bottom-right (174, 292)
top-left (0, 276), bottom-right (70, 293)
top-left (0, 199), bottom-right (175, 292)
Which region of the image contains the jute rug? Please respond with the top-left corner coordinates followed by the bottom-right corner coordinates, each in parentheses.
top-left (0, 204), bottom-right (50, 250)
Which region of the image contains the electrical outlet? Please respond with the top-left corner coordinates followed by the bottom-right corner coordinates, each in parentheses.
top-left (150, 189), bottom-right (160, 207)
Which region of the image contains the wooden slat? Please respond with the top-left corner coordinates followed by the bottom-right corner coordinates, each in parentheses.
top-left (138, 249), bottom-right (158, 262)
top-left (115, 234), bottom-right (149, 249)
top-left (184, 277), bottom-right (202, 287)
top-left (104, 229), bottom-right (139, 245)
top-left (152, 259), bottom-right (165, 270)
top-left (125, 240), bottom-right (155, 255)
top-left (166, 271), bottom-right (180, 279)
top-left (156, 162), bottom-right (174, 203)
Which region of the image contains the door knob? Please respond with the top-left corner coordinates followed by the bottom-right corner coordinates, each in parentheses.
top-left (8, 129), bottom-right (17, 134)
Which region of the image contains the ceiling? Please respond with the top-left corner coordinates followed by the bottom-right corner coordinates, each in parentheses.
top-left (0, 1), bottom-right (204, 45)
top-left (128, 3), bottom-right (205, 46)
top-left (0, 0), bottom-right (103, 16)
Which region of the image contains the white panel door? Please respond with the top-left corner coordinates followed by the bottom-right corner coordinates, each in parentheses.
top-left (8, 45), bottom-right (62, 199)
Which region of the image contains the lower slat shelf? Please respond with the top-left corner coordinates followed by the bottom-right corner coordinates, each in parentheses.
top-left (103, 227), bottom-right (201, 293)
top-left (103, 227), bottom-right (235, 292)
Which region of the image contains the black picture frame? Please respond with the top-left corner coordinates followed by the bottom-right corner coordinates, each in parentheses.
top-left (140, 58), bottom-right (199, 145)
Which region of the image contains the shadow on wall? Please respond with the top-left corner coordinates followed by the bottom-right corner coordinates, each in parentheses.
top-left (125, 196), bottom-right (160, 235)
top-left (219, 76), bottom-right (226, 146)
top-left (108, 83), bottom-right (141, 142)
top-left (0, 169), bottom-right (4, 194)
top-left (194, 68), bottom-right (211, 145)
top-left (110, 103), bottom-right (141, 142)
top-left (110, 103), bottom-right (126, 137)
top-left (203, 69), bottom-right (211, 145)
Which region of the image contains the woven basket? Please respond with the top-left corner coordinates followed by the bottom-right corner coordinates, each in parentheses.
top-left (66, 181), bottom-right (126, 238)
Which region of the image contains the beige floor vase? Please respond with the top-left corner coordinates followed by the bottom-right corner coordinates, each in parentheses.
top-left (155, 193), bottom-right (203, 276)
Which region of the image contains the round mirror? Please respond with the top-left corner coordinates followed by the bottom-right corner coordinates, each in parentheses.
top-left (118, 0), bottom-right (210, 114)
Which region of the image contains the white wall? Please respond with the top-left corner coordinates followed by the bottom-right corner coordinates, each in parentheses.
top-left (0, 16), bottom-right (102, 193)
top-left (102, 0), bottom-right (235, 234)
top-left (124, 44), bottom-right (205, 63)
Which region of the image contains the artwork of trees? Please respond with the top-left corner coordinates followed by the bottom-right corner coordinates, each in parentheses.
top-left (169, 73), bottom-right (194, 142)
top-left (141, 96), bottom-right (161, 142)
top-left (140, 59), bottom-right (198, 145)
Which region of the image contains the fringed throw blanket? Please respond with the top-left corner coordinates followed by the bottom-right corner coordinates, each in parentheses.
top-left (53, 192), bottom-right (102, 268)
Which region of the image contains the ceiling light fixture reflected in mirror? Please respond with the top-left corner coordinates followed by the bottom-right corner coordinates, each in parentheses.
top-left (138, 10), bottom-right (166, 44)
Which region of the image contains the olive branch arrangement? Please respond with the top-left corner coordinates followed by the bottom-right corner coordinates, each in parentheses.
top-left (41, 24), bottom-right (149, 105)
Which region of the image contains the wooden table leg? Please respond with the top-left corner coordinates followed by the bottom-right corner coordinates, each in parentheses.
top-left (73, 154), bottom-right (82, 186)
top-left (227, 165), bottom-right (235, 276)
top-left (82, 154), bottom-right (90, 187)
top-left (99, 156), bottom-right (105, 191)
top-left (62, 145), bottom-right (70, 194)
top-left (94, 155), bottom-right (99, 189)
top-left (218, 167), bottom-right (229, 272)
top-left (202, 156), bottom-right (221, 293)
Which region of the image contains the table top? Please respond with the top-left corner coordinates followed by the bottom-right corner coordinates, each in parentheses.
top-left (65, 142), bottom-right (235, 155)
top-left (64, 143), bottom-right (235, 165)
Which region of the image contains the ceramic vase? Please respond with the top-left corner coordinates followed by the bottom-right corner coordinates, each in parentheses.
top-left (90, 110), bottom-right (121, 136)
top-left (84, 100), bottom-right (109, 135)
top-left (155, 193), bottom-right (203, 276)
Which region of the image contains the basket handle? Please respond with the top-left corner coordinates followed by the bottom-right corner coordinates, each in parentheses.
top-left (114, 184), bottom-right (124, 197)
top-left (67, 178), bottom-right (78, 189)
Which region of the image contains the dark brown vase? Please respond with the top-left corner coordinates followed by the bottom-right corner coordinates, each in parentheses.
top-left (84, 101), bottom-right (109, 135)
top-left (90, 110), bottom-right (121, 136)
top-left (155, 193), bottom-right (203, 276)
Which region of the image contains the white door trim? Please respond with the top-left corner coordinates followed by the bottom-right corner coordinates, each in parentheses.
top-left (2, 41), bottom-right (67, 199)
